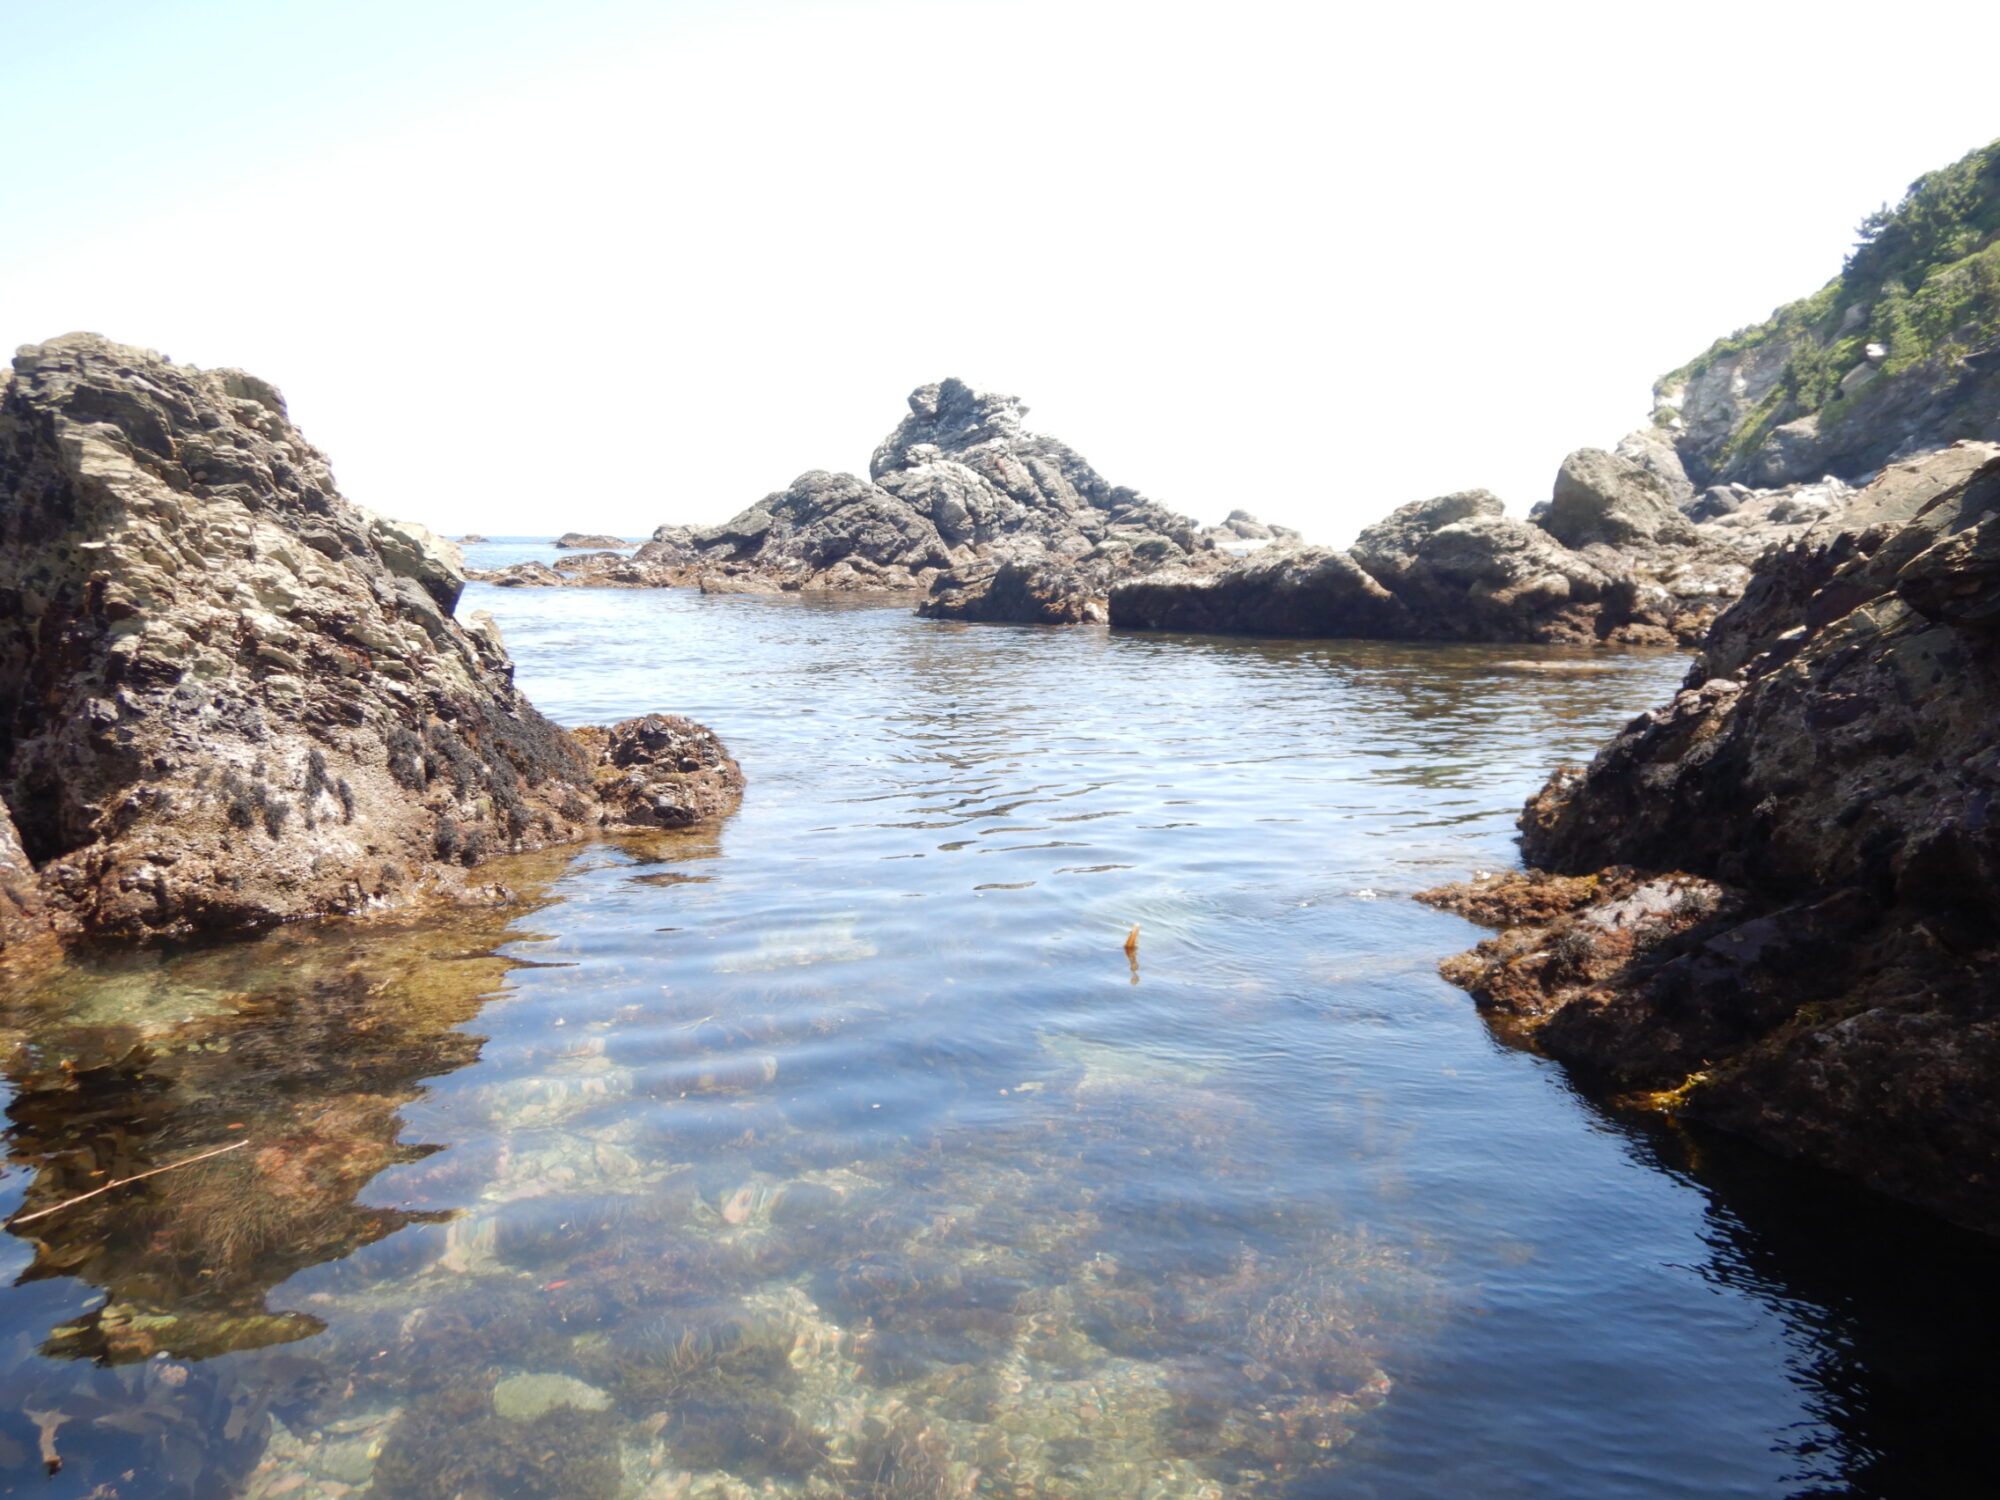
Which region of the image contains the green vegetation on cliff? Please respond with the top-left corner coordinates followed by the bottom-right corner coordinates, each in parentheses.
top-left (1657, 138), bottom-right (2000, 469)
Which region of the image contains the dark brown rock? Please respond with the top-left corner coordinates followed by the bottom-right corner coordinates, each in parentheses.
top-left (1434, 442), bottom-right (2000, 1234)
top-left (573, 714), bottom-right (744, 828)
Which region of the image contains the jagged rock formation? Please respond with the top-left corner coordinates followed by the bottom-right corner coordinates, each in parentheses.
top-left (0, 334), bottom-right (740, 954)
top-left (1111, 464), bottom-right (1785, 646)
top-left (479, 378), bottom-right (1228, 617)
top-left (1656, 137), bottom-right (2000, 489)
top-left (1426, 441), bottom-right (2000, 1233)
top-left (661, 380), bottom-right (1222, 604)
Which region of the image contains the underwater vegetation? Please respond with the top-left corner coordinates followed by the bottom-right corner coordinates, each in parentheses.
top-left (0, 830), bottom-right (1454, 1500)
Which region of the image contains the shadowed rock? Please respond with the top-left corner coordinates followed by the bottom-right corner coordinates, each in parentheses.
top-left (1111, 546), bottom-right (1414, 637)
top-left (1430, 441), bottom-right (2000, 1234)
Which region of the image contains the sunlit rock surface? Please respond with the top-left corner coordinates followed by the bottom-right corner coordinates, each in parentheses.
top-left (0, 334), bottom-right (740, 948)
top-left (1111, 470), bottom-right (1785, 647)
top-left (476, 377), bottom-right (1231, 618)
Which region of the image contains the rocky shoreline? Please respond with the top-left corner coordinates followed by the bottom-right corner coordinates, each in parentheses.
top-left (470, 378), bottom-right (1271, 616)
top-left (1111, 446), bottom-right (1848, 646)
top-left (0, 335), bottom-right (740, 961)
top-left (473, 380), bottom-right (1860, 643)
top-left (1424, 441), bottom-right (2000, 1233)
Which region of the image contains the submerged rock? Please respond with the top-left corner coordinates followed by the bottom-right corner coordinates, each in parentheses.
top-left (491, 1372), bottom-right (613, 1422)
top-left (1431, 441), bottom-right (2000, 1234)
top-left (0, 334), bottom-right (741, 949)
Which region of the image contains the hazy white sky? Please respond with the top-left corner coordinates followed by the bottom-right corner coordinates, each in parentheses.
top-left (3, 0), bottom-right (1996, 542)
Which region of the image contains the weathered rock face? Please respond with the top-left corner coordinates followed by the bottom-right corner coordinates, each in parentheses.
top-left (1430, 441), bottom-right (2000, 1233)
top-left (1112, 441), bottom-right (1854, 647)
top-left (1110, 545), bottom-right (1415, 638)
top-left (1612, 427), bottom-right (1697, 509)
top-left (501, 377), bottom-right (1227, 616)
top-left (1116, 477), bottom-right (1735, 646)
top-left (1350, 490), bottom-right (1638, 643)
top-left (0, 334), bottom-right (741, 952)
top-left (917, 559), bottom-right (1111, 625)
top-left (1203, 509), bottom-right (1301, 545)
top-left (1539, 449), bottom-right (1698, 550)
top-left (571, 714), bottom-right (745, 829)
top-left (655, 468), bottom-right (955, 593)
top-left (554, 532), bottom-right (631, 549)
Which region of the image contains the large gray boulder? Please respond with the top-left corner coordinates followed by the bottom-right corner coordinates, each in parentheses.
top-left (1541, 448), bottom-right (1700, 550)
top-left (1613, 427), bottom-right (1697, 510)
top-left (1353, 491), bottom-right (1625, 642)
top-left (0, 334), bottom-right (742, 950)
top-left (918, 558), bottom-right (1110, 625)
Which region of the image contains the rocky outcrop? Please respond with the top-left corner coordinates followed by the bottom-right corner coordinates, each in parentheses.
top-left (457, 533), bottom-right (490, 544)
top-left (1428, 441), bottom-right (2000, 1233)
top-left (652, 468), bottom-right (955, 593)
top-left (1538, 449), bottom-right (1697, 550)
top-left (917, 559), bottom-right (1112, 625)
top-left (571, 714), bottom-right (745, 828)
top-left (554, 532), bottom-right (631, 549)
top-left (0, 334), bottom-right (741, 953)
top-left (474, 378), bottom-right (1226, 618)
top-left (469, 539), bottom-right (696, 589)
top-left (1111, 469), bottom-right (1787, 646)
top-left (1110, 545), bottom-right (1414, 637)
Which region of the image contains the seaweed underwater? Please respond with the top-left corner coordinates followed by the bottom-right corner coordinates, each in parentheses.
top-left (0, 826), bottom-right (1457, 1500)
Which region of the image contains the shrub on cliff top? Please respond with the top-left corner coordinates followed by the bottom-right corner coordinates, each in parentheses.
top-left (1659, 137), bottom-right (2000, 442)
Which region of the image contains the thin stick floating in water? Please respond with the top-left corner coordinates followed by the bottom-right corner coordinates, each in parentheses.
top-left (9, 1139), bottom-right (250, 1226)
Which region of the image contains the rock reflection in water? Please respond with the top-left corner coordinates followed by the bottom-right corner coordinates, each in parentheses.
top-left (0, 817), bottom-right (1446, 1500)
top-left (14, 592), bottom-right (1912, 1500)
top-left (0, 843), bottom-right (585, 1495)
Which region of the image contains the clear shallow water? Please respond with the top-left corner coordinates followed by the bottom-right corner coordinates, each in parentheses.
top-left (2, 556), bottom-right (1996, 1499)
